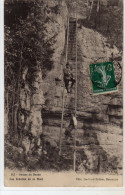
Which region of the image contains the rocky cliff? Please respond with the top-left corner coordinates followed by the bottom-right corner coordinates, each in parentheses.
top-left (41, 0), bottom-right (123, 173)
top-left (5, 0), bottom-right (123, 173)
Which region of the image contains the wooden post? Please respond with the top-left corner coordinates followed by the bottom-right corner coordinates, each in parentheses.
top-left (73, 126), bottom-right (76, 171)
top-left (59, 88), bottom-right (65, 156)
top-left (66, 17), bottom-right (69, 63)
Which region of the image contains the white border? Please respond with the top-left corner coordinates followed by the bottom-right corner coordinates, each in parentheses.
top-left (0, 0), bottom-right (125, 194)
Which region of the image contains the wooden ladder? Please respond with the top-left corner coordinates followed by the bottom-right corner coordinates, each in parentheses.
top-left (59, 15), bottom-right (78, 172)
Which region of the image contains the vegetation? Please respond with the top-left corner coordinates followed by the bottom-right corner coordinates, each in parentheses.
top-left (4, 0), bottom-right (55, 143)
top-left (77, 0), bottom-right (123, 51)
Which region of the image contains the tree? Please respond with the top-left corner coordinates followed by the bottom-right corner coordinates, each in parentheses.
top-left (4, 0), bottom-right (55, 144)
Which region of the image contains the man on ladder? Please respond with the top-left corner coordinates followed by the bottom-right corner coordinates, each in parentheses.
top-left (63, 62), bottom-right (76, 93)
top-left (65, 113), bottom-right (77, 139)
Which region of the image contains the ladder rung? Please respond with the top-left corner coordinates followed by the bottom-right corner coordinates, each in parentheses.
top-left (69, 19), bottom-right (76, 21)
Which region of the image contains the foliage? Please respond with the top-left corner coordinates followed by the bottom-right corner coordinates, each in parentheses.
top-left (5, 0), bottom-right (54, 87)
top-left (79, 1), bottom-right (123, 51)
top-left (4, 0), bottom-right (55, 139)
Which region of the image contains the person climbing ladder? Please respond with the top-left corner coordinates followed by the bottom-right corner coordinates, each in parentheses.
top-left (65, 113), bottom-right (77, 139)
top-left (63, 62), bottom-right (76, 93)
top-left (59, 16), bottom-right (78, 172)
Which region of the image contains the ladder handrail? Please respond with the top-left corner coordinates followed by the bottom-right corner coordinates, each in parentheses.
top-left (66, 17), bottom-right (69, 63)
top-left (75, 19), bottom-right (78, 115)
top-left (73, 15), bottom-right (78, 172)
top-left (59, 87), bottom-right (65, 155)
top-left (59, 17), bottom-right (69, 156)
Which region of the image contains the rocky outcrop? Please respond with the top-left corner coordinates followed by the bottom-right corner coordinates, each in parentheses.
top-left (12, 0), bottom-right (68, 155)
top-left (19, 66), bottom-right (44, 154)
top-left (41, 0), bottom-right (68, 109)
top-left (42, 19), bottom-right (123, 173)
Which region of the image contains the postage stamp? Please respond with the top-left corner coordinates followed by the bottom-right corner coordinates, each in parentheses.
top-left (89, 61), bottom-right (118, 95)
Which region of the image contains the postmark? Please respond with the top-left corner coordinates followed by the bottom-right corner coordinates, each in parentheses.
top-left (89, 61), bottom-right (121, 95)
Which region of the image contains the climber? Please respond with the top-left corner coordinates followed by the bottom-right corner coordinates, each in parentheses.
top-left (63, 62), bottom-right (75, 93)
top-left (65, 113), bottom-right (77, 139)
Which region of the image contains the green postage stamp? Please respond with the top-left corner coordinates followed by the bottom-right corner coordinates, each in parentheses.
top-left (89, 61), bottom-right (118, 95)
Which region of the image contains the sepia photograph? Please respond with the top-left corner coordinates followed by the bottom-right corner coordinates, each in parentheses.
top-left (4, 0), bottom-right (123, 187)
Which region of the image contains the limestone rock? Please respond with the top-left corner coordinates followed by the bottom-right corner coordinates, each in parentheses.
top-left (30, 108), bottom-right (43, 137)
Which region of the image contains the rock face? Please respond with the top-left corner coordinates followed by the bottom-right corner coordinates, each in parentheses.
top-left (4, 0), bottom-right (123, 173)
top-left (12, 0), bottom-right (68, 157)
top-left (19, 66), bottom-right (44, 153)
top-left (42, 12), bottom-right (123, 173)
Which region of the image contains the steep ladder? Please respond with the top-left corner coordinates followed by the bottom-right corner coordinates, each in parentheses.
top-left (59, 17), bottom-right (78, 171)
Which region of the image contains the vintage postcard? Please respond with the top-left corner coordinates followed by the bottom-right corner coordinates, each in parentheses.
top-left (4, 0), bottom-right (123, 187)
